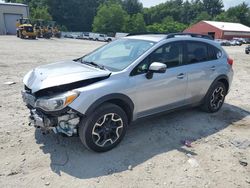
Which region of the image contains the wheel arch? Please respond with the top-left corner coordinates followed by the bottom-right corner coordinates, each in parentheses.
top-left (85, 93), bottom-right (134, 124)
top-left (204, 74), bottom-right (229, 101)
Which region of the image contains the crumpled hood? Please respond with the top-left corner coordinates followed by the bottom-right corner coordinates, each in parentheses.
top-left (23, 60), bottom-right (111, 93)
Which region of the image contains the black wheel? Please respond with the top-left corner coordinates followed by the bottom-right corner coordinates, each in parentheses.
top-left (79, 103), bottom-right (128, 152)
top-left (20, 31), bottom-right (24, 39)
top-left (201, 82), bottom-right (226, 113)
top-left (16, 31), bottom-right (19, 37)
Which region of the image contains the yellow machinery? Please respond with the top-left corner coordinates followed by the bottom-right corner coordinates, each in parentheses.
top-left (50, 21), bottom-right (61, 38)
top-left (16, 18), bottom-right (36, 39)
top-left (34, 20), bottom-right (61, 39)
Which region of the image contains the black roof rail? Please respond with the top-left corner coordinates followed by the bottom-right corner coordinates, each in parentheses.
top-left (166, 33), bottom-right (213, 40)
top-left (127, 32), bottom-right (166, 36)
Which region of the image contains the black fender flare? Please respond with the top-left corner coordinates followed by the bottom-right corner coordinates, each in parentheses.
top-left (202, 74), bottom-right (229, 103)
top-left (210, 74), bottom-right (229, 92)
top-left (85, 93), bottom-right (134, 122)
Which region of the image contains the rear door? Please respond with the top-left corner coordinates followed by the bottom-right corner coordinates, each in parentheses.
top-left (184, 40), bottom-right (223, 104)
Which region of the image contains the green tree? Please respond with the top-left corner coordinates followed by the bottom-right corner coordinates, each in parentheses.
top-left (143, 0), bottom-right (184, 25)
top-left (214, 12), bottom-right (239, 23)
top-left (192, 11), bottom-right (212, 24)
top-left (30, 6), bottom-right (52, 21)
top-left (226, 2), bottom-right (250, 26)
top-left (146, 16), bottom-right (187, 33)
top-left (93, 3), bottom-right (127, 33)
top-left (47, 0), bottom-right (104, 31)
top-left (123, 13), bottom-right (146, 33)
top-left (122, 0), bottom-right (143, 15)
top-left (201, 0), bottom-right (224, 17)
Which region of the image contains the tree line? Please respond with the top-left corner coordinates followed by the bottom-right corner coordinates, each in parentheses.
top-left (5, 0), bottom-right (250, 34)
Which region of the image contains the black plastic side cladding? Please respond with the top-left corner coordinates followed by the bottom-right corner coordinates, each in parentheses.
top-left (85, 93), bottom-right (134, 123)
top-left (34, 75), bottom-right (110, 97)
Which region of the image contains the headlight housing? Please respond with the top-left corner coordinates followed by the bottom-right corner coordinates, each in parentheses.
top-left (35, 91), bottom-right (79, 112)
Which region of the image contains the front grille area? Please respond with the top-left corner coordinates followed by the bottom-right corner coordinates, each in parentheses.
top-left (24, 26), bottom-right (34, 32)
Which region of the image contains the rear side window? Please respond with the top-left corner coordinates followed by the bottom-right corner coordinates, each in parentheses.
top-left (186, 41), bottom-right (222, 64)
top-left (186, 42), bottom-right (208, 64)
top-left (208, 45), bottom-right (222, 60)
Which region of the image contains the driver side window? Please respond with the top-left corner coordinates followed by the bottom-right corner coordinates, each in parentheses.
top-left (131, 42), bottom-right (183, 76)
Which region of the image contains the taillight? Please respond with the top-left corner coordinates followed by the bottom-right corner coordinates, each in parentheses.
top-left (227, 58), bottom-right (233, 66)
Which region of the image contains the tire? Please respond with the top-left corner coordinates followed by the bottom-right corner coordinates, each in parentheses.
top-left (79, 103), bottom-right (128, 152)
top-left (20, 31), bottom-right (24, 39)
top-left (201, 82), bottom-right (226, 113)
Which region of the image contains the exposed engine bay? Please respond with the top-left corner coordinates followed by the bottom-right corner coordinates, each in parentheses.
top-left (29, 108), bottom-right (80, 136)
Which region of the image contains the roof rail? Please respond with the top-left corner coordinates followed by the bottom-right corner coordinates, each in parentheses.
top-left (127, 32), bottom-right (165, 36)
top-left (166, 33), bottom-right (213, 40)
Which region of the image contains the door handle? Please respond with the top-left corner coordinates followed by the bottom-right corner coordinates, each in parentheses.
top-left (177, 73), bottom-right (185, 79)
top-left (210, 66), bottom-right (216, 71)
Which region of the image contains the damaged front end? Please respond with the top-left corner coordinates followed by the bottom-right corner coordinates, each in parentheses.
top-left (21, 60), bottom-right (111, 136)
top-left (29, 108), bottom-right (80, 136)
top-left (22, 88), bottom-right (82, 136)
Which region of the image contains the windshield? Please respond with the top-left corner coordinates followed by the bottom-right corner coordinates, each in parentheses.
top-left (81, 39), bottom-right (155, 71)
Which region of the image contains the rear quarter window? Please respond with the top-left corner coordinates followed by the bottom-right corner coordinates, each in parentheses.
top-left (208, 44), bottom-right (222, 60)
top-left (186, 41), bottom-right (222, 64)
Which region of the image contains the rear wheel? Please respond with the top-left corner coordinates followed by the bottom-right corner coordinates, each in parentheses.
top-left (79, 103), bottom-right (128, 152)
top-left (20, 31), bottom-right (24, 39)
top-left (201, 82), bottom-right (226, 113)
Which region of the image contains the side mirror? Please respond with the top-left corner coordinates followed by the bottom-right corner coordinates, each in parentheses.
top-left (146, 62), bottom-right (167, 79)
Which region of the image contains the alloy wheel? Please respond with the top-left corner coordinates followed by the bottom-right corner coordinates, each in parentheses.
top-left (210, 86), bottom-right (224, 110)
top-left (92, 113), bottom-right (123, 147)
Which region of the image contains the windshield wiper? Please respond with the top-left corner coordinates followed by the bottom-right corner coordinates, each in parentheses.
top-left (81, 60), bottom-right (106, 70)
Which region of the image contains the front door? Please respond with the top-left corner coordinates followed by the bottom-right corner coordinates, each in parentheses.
top-left (130, 41), bottom-right (188, 118)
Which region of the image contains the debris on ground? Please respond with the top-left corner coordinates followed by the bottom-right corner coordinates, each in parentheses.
top-left (45, 182), bottom-right (50, 186)
top-left (231, 139), bottom-right (250, 149)
top-left (186, 153), bottom-right (193, 158)
top-left (183, 140), bottom-right (192, 147)
top-left (128, 165), bottom-right (133, 171)
top-left (187, 158), bottom-right (199, 168)
top-left (3, 81), bottom-right (16, 85)
top-left (7, 170), bottom-right (20, 176)
top-left (239, 160), bottom-right (248, 167)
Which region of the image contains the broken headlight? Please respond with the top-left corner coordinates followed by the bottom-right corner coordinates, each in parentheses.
top-left (35, 91), bottom-right (79, 112)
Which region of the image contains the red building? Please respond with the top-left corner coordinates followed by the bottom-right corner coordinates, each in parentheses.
top-left (184, 20), bottom-right (250, 40)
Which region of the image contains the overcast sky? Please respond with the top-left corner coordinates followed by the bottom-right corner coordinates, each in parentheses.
top-left (141, 0), bottom-right (250, 9)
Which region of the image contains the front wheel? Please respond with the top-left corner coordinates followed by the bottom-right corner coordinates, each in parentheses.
top-left (79, 103), bottom-right (128, 152)
top-left (201, 82), bottom-right (226, 113)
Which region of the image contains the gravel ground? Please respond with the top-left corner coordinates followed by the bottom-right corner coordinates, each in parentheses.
top-left (0, 36), bottom-right (250, 188)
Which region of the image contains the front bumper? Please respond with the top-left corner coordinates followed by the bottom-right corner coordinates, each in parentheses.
top-left (21, 90), bottom-right (80, 136)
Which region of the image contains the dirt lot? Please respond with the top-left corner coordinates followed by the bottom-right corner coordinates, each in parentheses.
top-left (0, 36), bottom-right (250, 188)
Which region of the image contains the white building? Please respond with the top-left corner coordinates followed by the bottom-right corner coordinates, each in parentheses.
top-left (0, 2), bottom-right (29, 35)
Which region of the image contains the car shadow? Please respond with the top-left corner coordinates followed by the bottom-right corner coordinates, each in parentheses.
top-left (34, 103), bottom-right (250, 179)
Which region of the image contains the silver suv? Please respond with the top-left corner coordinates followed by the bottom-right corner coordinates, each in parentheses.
top-left (22, 33), bottom-right (234, 152)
